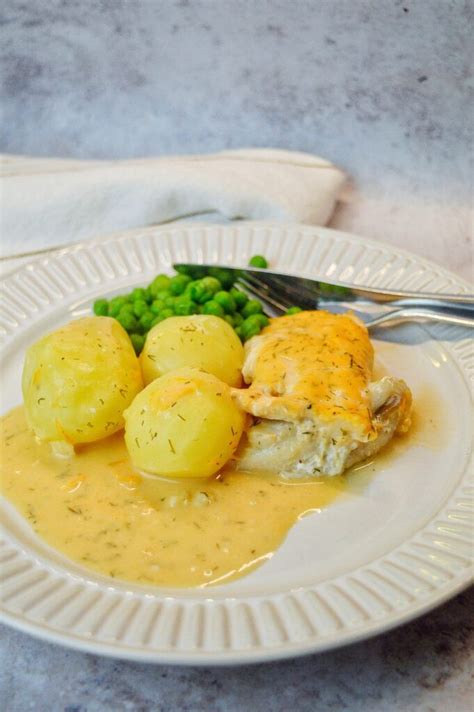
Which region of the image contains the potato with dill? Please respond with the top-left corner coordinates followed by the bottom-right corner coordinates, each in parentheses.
top-left (124, 367), bottom-right (245, 478)
top-left (22, 317), bottom-right (143, 445)
top-left (140, 315), bottom-right (244, 387)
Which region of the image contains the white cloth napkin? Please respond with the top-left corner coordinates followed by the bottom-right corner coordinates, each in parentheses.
top-left (0, 148), bottom-right (346, 259)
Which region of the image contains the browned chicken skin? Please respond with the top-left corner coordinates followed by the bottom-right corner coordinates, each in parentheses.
top-left (232, 311), bottom-right (412, 477)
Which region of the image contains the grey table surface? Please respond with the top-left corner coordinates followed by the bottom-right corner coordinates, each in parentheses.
top-left (1, 1), bottom-right (473, 710)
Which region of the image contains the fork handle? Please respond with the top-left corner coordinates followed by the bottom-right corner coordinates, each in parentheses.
top-left (367, 307), bottom-right (474, 330)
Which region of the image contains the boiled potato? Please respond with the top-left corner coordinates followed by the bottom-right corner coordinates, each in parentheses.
top-left (124, 367), bottom-right (245, 478)
top-left (140, 315), bottom-right (244, 387)
top-left (22, 316), bottom-right (143, 444)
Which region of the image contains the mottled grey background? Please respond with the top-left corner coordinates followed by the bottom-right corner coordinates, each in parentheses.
top-left (1, 0), bottom-right (473, 277)
top-left (1, 0), bottom-right (472, 199)
top-left (0, 0), bottom-right (474, 279)
top-left (1, 1), bottom-right (473, 710)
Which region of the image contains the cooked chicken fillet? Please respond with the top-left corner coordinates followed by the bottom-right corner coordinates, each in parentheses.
top-left (232, 310), bottom-right (412, 477)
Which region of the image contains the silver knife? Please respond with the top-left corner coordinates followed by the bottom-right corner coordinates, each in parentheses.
top-left (173, 263), bottom-right (474, 328)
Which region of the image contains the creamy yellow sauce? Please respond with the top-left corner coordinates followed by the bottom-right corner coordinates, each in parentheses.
top-left (1, 407), bottom-right (347, 588)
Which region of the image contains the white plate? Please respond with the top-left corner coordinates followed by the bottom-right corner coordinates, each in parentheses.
top-left (0, 222), bottom-right (472, 665)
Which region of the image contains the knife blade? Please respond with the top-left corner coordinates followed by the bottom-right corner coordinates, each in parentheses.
top-left (173, 263), bottom-right (474, 312)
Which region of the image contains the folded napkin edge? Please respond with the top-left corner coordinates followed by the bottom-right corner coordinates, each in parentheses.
top-left (0, 148), bottom-right (345, 178)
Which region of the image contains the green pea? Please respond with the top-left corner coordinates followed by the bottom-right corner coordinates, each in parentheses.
top-left (241, 316), bottom-right (262, 341)
top-left (174, 294), bottom-right (191, 306)
top-left (234, 326), bottom-right (244, 341)
top-left (187, 278), bottom-right (219, 304)
top-left (200, 276), bottom-right (222, 294)
top-left (242, 326), bottom-right (261, 342)
top-left (230, 288), bottom-right (248, 309)
top-left (151, 310), bottom-right (173, 327)
top-left (202, 300), bottom-right (225, 317)
top-left (208, 267), bottom-right (234, 289)
top-left (150, 299), bottom-right (166, 315)
top-left (143, 287), bottom-right (153, 303)
top-left (214, 290), bottom-right (236, 314)
top-left (169, 274), bottom-right (192, 295)
top-left (197, 289), bottom-right (215, 305)
top-left (139, 312), bottom-right (155, 332)
top-left (131, 287), bottom-right (147, 302)
top-left (242, 314), bottom-right (264, 329)
top-left (174, 298), bottom-right (198, 316)
top-left (149, 274), bottom-right (171, 297)
top-left (109, 296), bottom-right (128, 317)
top-left (233, 312), bottom-right (243, 327)
top-left (184, 279), bottom-right (197, 291)
top-left (116, 312), bottom-right (138, 332)
top-left (186, 281), bottom-right (204, 303)
top-left (285, 306), bottom-right (303, 315)
top-left (130, 333), bottom-right (145, 355)
top-left (119, 303), bottom-right (134, 317)
top-left (164, 296), bottom-right (177, 309)
top-left (162, 308), bottom-right (175, 320)
top-left (248, 255), bottom-right (268, 269)
top-left (133, 299), bottom-right (148, 318)
top-left (241, 299), bottom-right (263, 318)
top-left (223, 314), bottom-right (234, 327)
top-left (153, 289), bottom-right (169, 301)
top-left (253, 313), bottom-right (270, 328)
top-left (93, 298), bottom-right (109, 316)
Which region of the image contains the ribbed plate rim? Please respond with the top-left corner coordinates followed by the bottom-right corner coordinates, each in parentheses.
top-left (0, 222), bottom-right (472, 665)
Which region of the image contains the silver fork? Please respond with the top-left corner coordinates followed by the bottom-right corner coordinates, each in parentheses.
top-left (239, 278), bottom-right (474, 329)
top-left (174, 263), bottom-right (474, 330)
